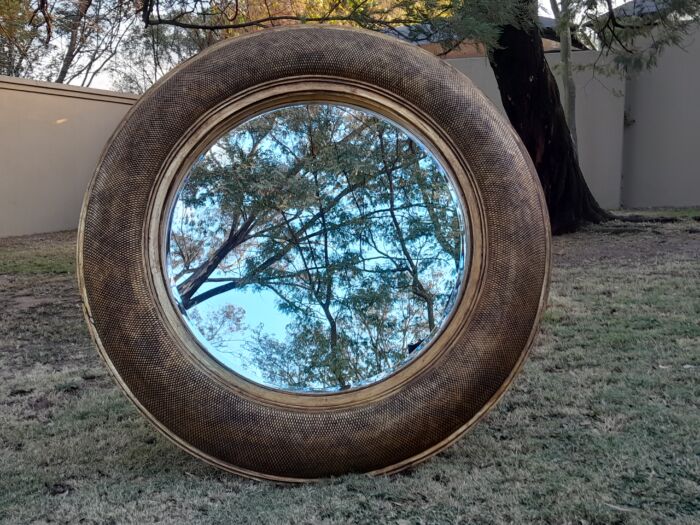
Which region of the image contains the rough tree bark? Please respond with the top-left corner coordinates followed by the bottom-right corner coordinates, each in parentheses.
top-left (55, 0), bottom-right (93, 84)
top-left (550, 0), bottom-right (578, 147)
top-left (488, 13), bottom-right (609, 234)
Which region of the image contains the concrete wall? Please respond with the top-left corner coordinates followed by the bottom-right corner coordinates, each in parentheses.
top-left (1, 37), bottom-right (696, 237)
top-left (622, 31), bottom-right (700, 208)
top-left (0, 55), bottom-right (626, 238)
top-left (0, 76), bottom-right (137, 237)
top-left (447, 51), bottom-right (627, 209)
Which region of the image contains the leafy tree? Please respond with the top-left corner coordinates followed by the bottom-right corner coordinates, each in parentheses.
top-left (0, 0), bottom-right (137, 85)
top-left (582, 0), bottom-right (700, 73)
top-left (110, 16), bottom-right (221, 93)
top-left (0, 0), bottom-right (43, 76)
top-left (168, 104), bottom-right (464, 390)
top-left (548, 0), bottom-right (700, 150)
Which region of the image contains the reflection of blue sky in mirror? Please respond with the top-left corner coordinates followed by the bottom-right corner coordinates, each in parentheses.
top-left (166, 103), bottom-right (468, 391)
top-left (173, 274), bottom-right (290, 385)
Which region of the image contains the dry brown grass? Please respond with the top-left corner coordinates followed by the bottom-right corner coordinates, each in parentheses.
top-left (1, 217), bottom-right (698, 524)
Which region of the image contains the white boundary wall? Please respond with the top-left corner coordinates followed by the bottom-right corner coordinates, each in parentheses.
top-left (621, 31), bottom-right (700, 208)
top-left (1, 36), bottom-right (698, 237)
top-left (0, 77), bottom-right (137, 238)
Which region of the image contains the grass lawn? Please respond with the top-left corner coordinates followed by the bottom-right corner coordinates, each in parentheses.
top-left (1, 217), bottom-right (698, 524)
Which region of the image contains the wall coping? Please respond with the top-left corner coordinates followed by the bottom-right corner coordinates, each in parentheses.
top-left (0, 75), bottom-right (139, 105)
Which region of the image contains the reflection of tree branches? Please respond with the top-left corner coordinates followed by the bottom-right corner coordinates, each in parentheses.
top-left (276, 174), bottom-right (353, 388)
top-left (183, 179), bottom-right (363, 308)
top-left (178, 213), bottom-right (258, 307)
top-left (176, 114), bottom-right (372, 307)
top-left (170, 105), bottom-right (464, 389)
top-left (170, 207), bottom-right (204, 280)
top-left (414, 168), bottom-right (461, 269)
top-left (188, 303), bottom-right (244, 349)
top-left (378, 132), bottom-right (436, 330)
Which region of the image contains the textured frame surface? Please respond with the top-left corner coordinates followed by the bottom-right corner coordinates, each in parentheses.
top-left (78, 26), bottom-right (551, 482)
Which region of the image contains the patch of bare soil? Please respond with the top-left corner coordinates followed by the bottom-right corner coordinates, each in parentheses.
top-left (0, 232), bottom-right (94, 380)
top-left (553, 219), bottom-right (700, 269)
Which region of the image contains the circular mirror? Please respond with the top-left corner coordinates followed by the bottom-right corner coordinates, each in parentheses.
top-left (166, 104), bottom-right (468, 392)
top-left (79, 26), bottom-right (550, 481)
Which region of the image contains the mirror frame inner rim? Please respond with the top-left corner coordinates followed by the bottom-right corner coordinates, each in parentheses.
top-left (145, 76), bottom-right (487, 411)
top-left (163, 101), bottom-right (470, 394)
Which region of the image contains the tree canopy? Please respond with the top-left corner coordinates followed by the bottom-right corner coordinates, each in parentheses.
top-left (2, 0), bottom-right (528, 88)
top-left (167, 104), bottom-right (466, 390)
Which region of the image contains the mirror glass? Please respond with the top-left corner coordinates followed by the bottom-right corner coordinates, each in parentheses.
top-left (165, 103), bottom-right (468, 392)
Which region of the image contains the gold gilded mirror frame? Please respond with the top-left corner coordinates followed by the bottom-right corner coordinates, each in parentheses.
top-left (146, 80), bottom-right (485, 410)
top-left (78, 26), bottom-right (551, 482)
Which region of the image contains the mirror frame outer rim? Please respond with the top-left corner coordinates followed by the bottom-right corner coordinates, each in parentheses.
top-left (77, 25), bottom-right (551, 482)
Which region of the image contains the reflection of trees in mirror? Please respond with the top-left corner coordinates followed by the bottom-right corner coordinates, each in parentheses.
top-left (167, 104), bottom-right (467, 391)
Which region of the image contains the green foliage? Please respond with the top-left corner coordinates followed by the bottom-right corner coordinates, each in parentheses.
top-left (110, 18), bottom-right (221, 93)
top-left (0, 0), bottom-right (46, 76)
top-left (168, 104), bottom-right (465, 390)
top-left (3, 0), bottom-right (697, 88)
top-left (350, 0), bottom-right (529, 50)
top-left (0, 0), bottom-right (137, 84)
top-left (112, 0), bottom-right (529, 91)
top-left (568, 0), bottom-right (700, 74)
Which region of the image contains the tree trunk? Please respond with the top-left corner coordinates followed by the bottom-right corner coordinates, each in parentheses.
top-left (177, 214), bottom-right (256, 309)
top-left (55, 0), bottom-right (93, 84)
top-left (488, 16), bottom-right (609, 234)
top-left (559, 0), bottom-right (578, 147)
